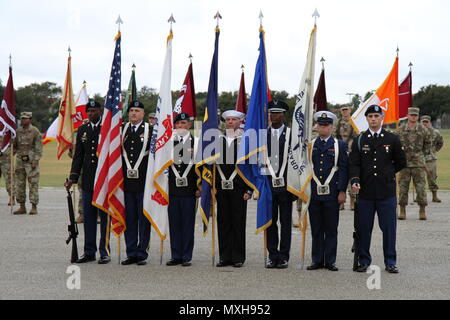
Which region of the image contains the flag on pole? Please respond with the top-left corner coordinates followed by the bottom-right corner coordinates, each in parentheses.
top-left (235, 69), bottom-right (248, 114)
top-left (0, 65), bottom-right (16, 152)
top-left (174, 61), bottom-right (196, 119)
top-left (350, 57), bottom-right (399, 133)
top-left (236, 29), bottom-right (272, 233)
top-left (287, 24), bottom-right (317, 212)
top-left (313, 68), bottom-right (327, 112)
top-left (56, 55), bottom-right (77, 159)
top-left (122, 65), bottom-right (137, 117)
top-left (43, 84), bottom-right (89, 145)
top-left (399, 71), bottom-right (412, 120)
top-left (143, 30), bottom-right (174, 240)
top-left (195, 28), bottom-right (220, 235)
top-left (92, 31), bottom-right (126, 237)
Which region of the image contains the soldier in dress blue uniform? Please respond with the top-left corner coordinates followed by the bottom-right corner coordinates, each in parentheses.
top-left (166, 113), bottom-right (200, 267)
top-left (307, 111), bottom-right (348, 272)
top-left (349, 105), bottom-right (406, 274)
top-left (266, 100), bottom-right (295, 269)
top-left (65, 100), bottom-right (111, 264)
top-left (215, 110), bottom-right (252, 268)
top-left (121, 101), bottom-right (152, 266)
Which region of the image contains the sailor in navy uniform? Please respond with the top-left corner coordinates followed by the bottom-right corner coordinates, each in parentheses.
top-left (306, 111), bottom-right (348, 272)
top-left (266, 100), bottom-right (295, 269)
top-left (65, 100), bottom-right (111, 264)
top-left (215, 110), bottom-right (253, 268)
top-left (349, 105), bottom-right (406, 274)
top-left (166, 113), bottom-right (200, 267)
top-left (121, 101), bottom-right (151, 266)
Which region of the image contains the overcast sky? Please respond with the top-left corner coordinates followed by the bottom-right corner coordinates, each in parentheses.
top-left (1, 0), bottom-right (449, 104)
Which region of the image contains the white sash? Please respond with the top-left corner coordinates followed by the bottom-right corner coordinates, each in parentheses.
top-left (267, 127), bottom-right (291, 187)
top-left (170, 134), bottom-right (196, 187)
top-left (122, 122), bottom-right (150, 177)
top-left (311, 138), bottom-right (339, 195)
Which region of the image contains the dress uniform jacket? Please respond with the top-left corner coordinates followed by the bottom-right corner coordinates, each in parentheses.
top-left (169, 134), bottom-right (198, 197)
top-left (70, 122), bottom-right (100, 191)
top-left (122, 122), bottom-right (150, 193)
top-left (349, 129), bottom-right (406, 200)
top-left (267, 125), bottom-right (291, 195)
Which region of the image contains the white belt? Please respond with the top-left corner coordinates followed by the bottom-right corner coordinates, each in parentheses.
top-left (122, 122), bottom-right (150, 178)
top-left (310, 138), bottom-right (339, 195)
top-left (267, 127), bottom-right (291, 187)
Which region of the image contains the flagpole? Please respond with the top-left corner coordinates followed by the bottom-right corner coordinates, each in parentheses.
top-left (9, 55), bottom-right (14, 214)
top-left (160, 239), bottom-right (164, 265)
top-left (211, 163), bottom-right (217, 267)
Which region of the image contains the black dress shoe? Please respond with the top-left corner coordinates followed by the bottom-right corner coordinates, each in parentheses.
top-left (182, 260), bottom-right (192, 267)
top-left (121, 257), bottom-right (138, 265)
top-left (307, 262), bottom-right (324, 270)
top-left (277, 260), bottom-right (289, 269)
top-left (356, 264), bottom-right (370, 273)
top-left (385, 265), bottom-right (399, 274)
top-left (166, 259), bottom-right (182, 266)
top-left (216, 261), bottom-right (232, 267)
top-left (98, 256), bottom-right (111, 264)
top-left (325, 263), bottom-right (339, 272)
top-left (233, 262), bottom-right (244, 268)
top-left (265, 260), bottom-right (278, 269)
top-left (137, 259), bottom-right (147, 266)
top-left (76, 255), bottom-right (96, 264)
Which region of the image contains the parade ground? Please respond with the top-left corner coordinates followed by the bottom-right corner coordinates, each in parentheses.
top-left (0, 187), bottom-right (449, 300)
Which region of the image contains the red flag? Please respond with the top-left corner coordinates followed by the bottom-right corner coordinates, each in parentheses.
top-left (399, 71), bottom-right (412, 120)
top-left (174, 62), bottom-right (196, 118)
top-left (235, 71), bottom-right (247, 114)
top-left (0, 66), bottom-right (16, 152)
top-left (313, 69), bottom-right (328, 112)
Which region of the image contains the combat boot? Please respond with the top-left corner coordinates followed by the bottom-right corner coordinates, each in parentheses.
top-left (75, 213), bottom-right (84, 224)
top-left (29, 204), bottom-right (38, 215)
top-left (432, 191), bottom-right (442, 203)
top-left (419, 206), bottom-right (427, 221)
top-left (13, 203), bottom-right (27, 215)
top-left (398, 206), bottom-right (406, 220)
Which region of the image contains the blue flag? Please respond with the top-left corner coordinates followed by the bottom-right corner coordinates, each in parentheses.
top-left (237, 31), bottom-right (272, 233)
top-left (195, 29), bottom-right (220, 234)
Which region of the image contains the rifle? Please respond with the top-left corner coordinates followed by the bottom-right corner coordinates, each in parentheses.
top-left (65, 180), bottom-right (79, 263)
top-left (351, 194), bottom-right (359, 271)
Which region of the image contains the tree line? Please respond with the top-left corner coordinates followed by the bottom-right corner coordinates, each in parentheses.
top-left (0, 78), bottom-right (449, 132)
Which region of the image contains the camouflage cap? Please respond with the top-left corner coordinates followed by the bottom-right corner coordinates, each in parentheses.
top-left (421, 115), bottom-right (431, 122)
top-left (340, 104), bottom-right (351, 111)
top-left (20, 111), bottom-right (32, 119)
top-left (408, 107), bottom-right (420, 115)
top-left (148, 113), bottom-right (156, 118)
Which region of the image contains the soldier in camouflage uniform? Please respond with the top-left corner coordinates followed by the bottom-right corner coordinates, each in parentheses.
top-left (13, 112), bottom-right (43, 215)
top-left (335, 105), bottom-right (356, 210)
top-left (0, 135), bottom-right (14, 205)
top-left (421, 115), bottom-right (444, 203)
top-left (396, 108), bottom-right (432, 221)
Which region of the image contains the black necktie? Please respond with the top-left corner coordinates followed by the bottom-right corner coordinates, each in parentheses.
top-left (374, 133), bottom-right (378, 139)
top-left (132, 125), bottom-right (136, 134)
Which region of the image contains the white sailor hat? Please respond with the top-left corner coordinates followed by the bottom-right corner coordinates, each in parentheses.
top-left (314, 111), bottom-right (338, 125)
top-left (222, 110), bottom-right (245, 120)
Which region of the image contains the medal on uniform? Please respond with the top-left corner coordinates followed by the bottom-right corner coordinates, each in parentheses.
top-left (317, 185), bottom-right (331, 196)
top-left (176, 177), bottom-right (188, 187)
top-left (127, 169), bottom-right (139, 179)
top-left (81, 132), bottom-right (87, 142)
top-left (272, 177), bottom-right (285, 188)
top-left (222, 180), bottom-right (234, 190)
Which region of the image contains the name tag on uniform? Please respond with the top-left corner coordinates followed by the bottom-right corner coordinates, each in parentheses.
top-left (272, 177), bottom-right (285, 188)
top-left (317, 185), bottom-right (330, 196)
top-left (176, 177), bottom-right (188, 187)
top-left (221, 180), bottom-right (234, 190)
top-left (127, 169), bottom-right (139, 179)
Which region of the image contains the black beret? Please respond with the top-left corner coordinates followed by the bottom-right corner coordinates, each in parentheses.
top-left (268, 99), bottom-right (289, 113)
top-left (174, 112), bottom-right (191, 123)
top-left (128, 101), bottom-right (144, 112)
top-left (86, 100), bottom-right (101, 111)
top-left (365, 105), bottom-right (383, 116)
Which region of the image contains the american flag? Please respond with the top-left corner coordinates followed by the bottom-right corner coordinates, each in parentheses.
top-left (92, 32), bottom-right (126, 236)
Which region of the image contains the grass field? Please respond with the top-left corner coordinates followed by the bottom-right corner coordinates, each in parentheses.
top-left (2, 129), bottom-right (450, 189)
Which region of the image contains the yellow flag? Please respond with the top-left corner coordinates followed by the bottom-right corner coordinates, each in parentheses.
top-left (56, 56), bottom-right (76, 159)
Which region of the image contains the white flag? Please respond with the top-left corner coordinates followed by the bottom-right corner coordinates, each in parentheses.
top-left (287, 25), bottom-right (317, 215)
top-left (143, 32), bottom-right (174, 240)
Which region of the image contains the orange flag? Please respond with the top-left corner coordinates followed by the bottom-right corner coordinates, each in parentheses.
top-left (56, 55), bottom-right (76, 159)
top-left (351, 57), bottom-right (399, 133)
